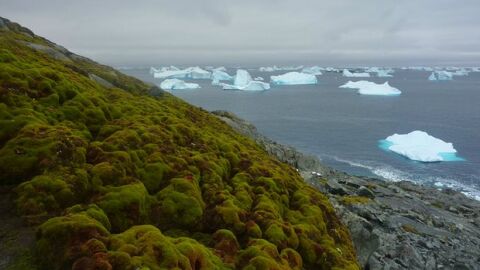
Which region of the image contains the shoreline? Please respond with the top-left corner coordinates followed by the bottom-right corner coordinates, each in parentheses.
top-left (213, 110), bottom-right (480, 270)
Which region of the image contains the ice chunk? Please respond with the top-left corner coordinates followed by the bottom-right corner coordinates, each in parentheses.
top-left (340, 81), bottom-right (401, 96)
top-left (452, 69), bottom-right (469, 76)
top-left (365, 67), bottom-right (394, 77)
top-left (428, 71), bottom-right (453, 81)
top-left (254, 77), bottom-right (264, 81)
top-left (211, 70), bottom-right (233, 84)
top-left (343, 69), bottom-right (370, 78)
top-left (379, 130), bottom-right (463, 162)
top-left (301, 66), bottom-right (323, 75)
top-left (259, 65), bottom-right (303, 72)
top-left (270, 72), bottom-right (318, 85)
top-left (153, 66), bottom-right (211, 79)
top-left (160, 79), bottom-right (201, 90)
top-left (221, 69), bottom-right (270, 91)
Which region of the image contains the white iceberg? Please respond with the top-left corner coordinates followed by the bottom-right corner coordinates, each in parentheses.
top-left (452, 69), bottom-right (469, 76)
top-left (301, 66), bottom-right (323, 75)
top-left (343, 69), bottom-right (371, 78)
top-left (340, 81), bottom-right (401, 96)
top-left (254, 77), bottom-right (264, 81)
top-left (379, 130), bottom-right (463, 162)
top-left (211, 69), bottom-right (233, 85)
top-left (221, 69), bottom-right (270, 91)
top-left (259, 65), bottom-right (303, 72)
top-left (160, 79), bottom-right (201, 90)
top-left (428, 71), bottom-right (453, 81)
top-left (270, 72), bottom-right (318, 85)
top-left (153, 66), bottom-right (211, 79)
top-left (365, 67), bottom-right (394, 77)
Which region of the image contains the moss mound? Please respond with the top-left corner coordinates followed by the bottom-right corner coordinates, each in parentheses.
top-left (0, 17), bottom-right (359, 269)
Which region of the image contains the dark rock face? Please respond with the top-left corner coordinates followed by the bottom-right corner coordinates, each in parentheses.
top-left (215, 111), bottom-right (480, 270)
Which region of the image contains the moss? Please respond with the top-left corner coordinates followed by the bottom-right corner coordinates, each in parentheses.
top-left (96, 182), bottom-right (150, 232)
top-left (340, 195), bottom-right (371, 205)
top-left (0, 22), bottom-right (360, 270)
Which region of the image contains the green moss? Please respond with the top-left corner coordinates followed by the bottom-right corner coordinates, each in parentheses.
top-left (0, 21), bottom-right (359, 270)
top-left (340, 195), bottom-right (371, 205)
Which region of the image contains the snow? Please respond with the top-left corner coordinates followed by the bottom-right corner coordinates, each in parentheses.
top-left (160, 79), bottom-right (201, 90)
top-left (379, 130), bottom-right (463, 162)
top-left (340, 80), bottom-right (401, 96)
top-left (428, 71), bottom-right (453, 81)
top-left (343, 69), bottom-right (371, 78)
top-left (153, 66), bottom-right (211, 79)
top-left (221, 69), bottom-right (270, 91)
top-left (270, 72), bottom-right (318, 85)
top-left (301, 66), bottom-right (323, 75)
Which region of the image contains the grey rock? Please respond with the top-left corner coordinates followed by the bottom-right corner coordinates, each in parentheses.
top-left (23, 42), bottom-right (72, 62)
top-left (88, 73), bottom-right (114, 89)
top-left (357, 186), bottom-right (375, 199)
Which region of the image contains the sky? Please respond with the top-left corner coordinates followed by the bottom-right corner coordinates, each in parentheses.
top-left (2, 0), bottom-right (480, 67)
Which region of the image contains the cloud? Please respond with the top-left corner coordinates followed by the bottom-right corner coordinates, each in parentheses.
top-left (1, 0), bottom-right (480, 66)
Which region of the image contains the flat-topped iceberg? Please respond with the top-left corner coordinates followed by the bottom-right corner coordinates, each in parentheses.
top-left (428, 71), bottom-right (453, 81)
top-left (160, 79), bottom-right (201, 90)
top-left (270, 72), bottom-right (318, 85)
top-left (343, 69), bottom-right (370, 78)
top-left (301, 66), bottom-right (323, 75)
top-left (221, 69), bottom-right (270, 91)
top-left (153, 66), bottom-right (211, 79)
top-left (340, 81), bottom-right (401, 96)
top-left (379, 130), bottom-right (463, 162)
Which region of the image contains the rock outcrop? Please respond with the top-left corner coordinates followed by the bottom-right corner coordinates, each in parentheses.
top-left (214, 110), bottom-right (480, 270)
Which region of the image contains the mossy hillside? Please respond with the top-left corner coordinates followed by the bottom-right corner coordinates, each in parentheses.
top-left (0, 18), bottom-right (359, 269)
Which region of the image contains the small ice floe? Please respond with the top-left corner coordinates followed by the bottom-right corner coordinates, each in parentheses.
top-left (221, 69), bottom-right (270, 91)
top-left (343, 69), bottom-right (371, 78)
top-left (254, 77), bottom-right (264, 81)
top-left (270, 72), bottom-right (318, 85)
top-left (428, 71), bottom-right (453, 81)
top-left (379, 130), bottom-right (464, 162)
top-left (339, 81), bottom-right (401, 96)
top-left (160, 79), bottom-right (201, 90)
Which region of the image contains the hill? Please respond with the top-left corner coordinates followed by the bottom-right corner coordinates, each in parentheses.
top-left (0, 17), bottom-right (358, 270)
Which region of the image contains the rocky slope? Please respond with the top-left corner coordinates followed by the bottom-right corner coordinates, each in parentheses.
top-left (213, 111), bottom-right (480, 270)
top-left (0, 17), bottom-right (359, 269)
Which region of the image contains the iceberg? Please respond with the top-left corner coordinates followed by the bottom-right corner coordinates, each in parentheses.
top-left (153, 66), bottom-right (211, 79)
top-left (343, 69), bottom-right (370, 78)
top-left (340, 81), bottom-right (401, 96)
top-left (254, 77), bottom-right (264, 81)
top-left (221, 69), bottom-right (270, 91)
top-left (379, 130), bottom-right (463, 162)
top-left (160, 79), bottom-right (201, 90)
top-left (452, 69), bottom-right (469, 76)
top-left (211, 69), bottom-right (233, 83)
top-left (428, 71), bottom-right (453, 81)
top-left (365, 67), bottom-right (394, 77)
top-left (301, 66), bottom-right (323, 75)
top-left (270, 72), bottom-right (318, 85)
top-left (259, 65), bottom-right (303, 72)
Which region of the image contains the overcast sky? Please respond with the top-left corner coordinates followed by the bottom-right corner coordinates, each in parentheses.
top-left (2, 0), bottom-right (480, 66)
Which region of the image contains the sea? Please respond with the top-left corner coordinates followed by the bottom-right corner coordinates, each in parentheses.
top-left (122, 67), bottom-right (480, 200)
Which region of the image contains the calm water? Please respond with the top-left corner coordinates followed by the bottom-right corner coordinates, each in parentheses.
top-left (124, 68), bottom-right (480, 199)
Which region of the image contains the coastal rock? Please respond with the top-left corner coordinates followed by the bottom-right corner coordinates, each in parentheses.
top-left (215, 110), bottom-right (480, 270)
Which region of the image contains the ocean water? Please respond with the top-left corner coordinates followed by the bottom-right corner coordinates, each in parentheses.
top-left (123, 68), bottom-right (480, 200)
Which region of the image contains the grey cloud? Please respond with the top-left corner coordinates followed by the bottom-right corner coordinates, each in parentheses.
top-left (1, 0), bottom-right (479, 66)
